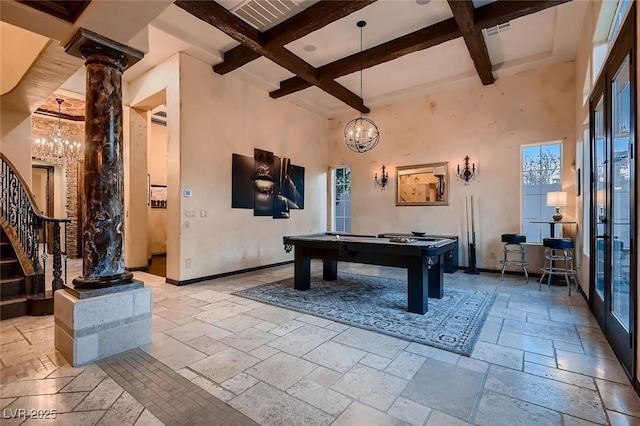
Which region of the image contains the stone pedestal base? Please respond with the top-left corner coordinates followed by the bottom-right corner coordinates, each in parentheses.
top-left (54, 280), bottom-right (152, 366)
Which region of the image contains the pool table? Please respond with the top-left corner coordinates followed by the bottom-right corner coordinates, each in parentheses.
top-left (282, 232), bottom-right (456, 314)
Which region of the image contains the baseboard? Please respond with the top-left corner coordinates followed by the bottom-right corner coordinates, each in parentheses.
top-left (125, 266), bottom-right (148, 272)
top-left (460, 266), bottom-right (543, 278)
top-left (166, 261), bottom-right (294, 286)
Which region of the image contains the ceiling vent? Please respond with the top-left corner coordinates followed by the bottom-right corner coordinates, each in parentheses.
top-left (483, 21), bottom-right (511, 37)
top-left (232, 0), bottom-right (302, 31)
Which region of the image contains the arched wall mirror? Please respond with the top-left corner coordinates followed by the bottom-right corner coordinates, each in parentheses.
top-left (396, 162), bottom-right (449, 206)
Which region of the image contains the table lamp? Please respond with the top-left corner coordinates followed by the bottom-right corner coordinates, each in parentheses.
top-left (547, 191), bottom-right (567, 222)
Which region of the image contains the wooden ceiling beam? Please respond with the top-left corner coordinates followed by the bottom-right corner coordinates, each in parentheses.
top-left (270, 0), bottom-right (572, 99)
top-left (34, 108), bottom-right (85, 121)
top-left (213, 46), bottom-right (261, 74)
top-left (270, 18), bottom-right (461, 98)
top-left (447, 0), bottom-right (494, 85)
top-left (176, 0), bottom-right (369, 113)
top-left (214, 0), bottom-right (376, 75)
top-left (16, 0), bottom-right (91, 23)
top-left (475, 0), bottom-right (573, 30)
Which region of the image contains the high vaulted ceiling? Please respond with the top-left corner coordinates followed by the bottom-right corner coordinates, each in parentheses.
top-left (3, 0), bottom-right (588, 118)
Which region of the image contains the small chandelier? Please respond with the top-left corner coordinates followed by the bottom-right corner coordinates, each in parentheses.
top-left (344, 21), bottom-right (379, 153)
top-left (32, 98), bottom-right (82, 166)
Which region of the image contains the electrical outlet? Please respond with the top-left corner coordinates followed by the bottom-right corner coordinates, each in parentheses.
top-left (185, 210), bottom-right (196, 218)
top-left (200, 210), bottom-right (207, 217)
top-left (185, 258), bottom-right (191, 268)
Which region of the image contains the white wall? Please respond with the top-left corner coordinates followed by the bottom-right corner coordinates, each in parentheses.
top-left (328, 61), bottom-right (576, 271)
top-left (177, 53), bottom-right (328, 281)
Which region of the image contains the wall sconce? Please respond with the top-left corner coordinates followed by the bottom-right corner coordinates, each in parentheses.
top-left (547, 191), bottom-right (567, 221)
top-left (375, 165), bottom-right (388, 189)
top-left (456, 156), bottom-right (476, 184)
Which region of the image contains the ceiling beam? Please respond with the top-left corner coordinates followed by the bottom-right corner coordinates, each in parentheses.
top-left (447, 0), bottom-right (494, 85)
top-left (16, 0), bottom-right (91, 23)
top-left (475, 0), bottom-right (573, 29)
top-left (213, 0), bottom-right (376, 75)
top-left (175, 0), bottom-right (369, 113)
top-left (271, 18), bottom-right (461, 98)
top-left (34, 108), bottom-right (85, 121)
top-left (270, 0), bottom-right (571, 99)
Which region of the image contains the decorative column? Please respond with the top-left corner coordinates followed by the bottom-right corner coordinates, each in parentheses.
top-left (65, 29), bottom-right (143, 288)
top-left (55, 29), bottom-right (151, 367)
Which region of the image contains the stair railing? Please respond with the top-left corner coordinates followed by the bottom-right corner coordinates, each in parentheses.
top-left (0, 152), bottom-right (71, 294)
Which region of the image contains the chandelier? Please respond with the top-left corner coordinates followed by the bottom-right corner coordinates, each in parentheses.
top-left (32, 98), bottom-right (82, 165)
top-left (344, 21), bottom-right (379, 153)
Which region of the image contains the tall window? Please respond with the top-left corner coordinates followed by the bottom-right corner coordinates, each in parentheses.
top-left (521, 143), bottom-right (562, 242)
top-left (334, 167), bottom-right (351, 233)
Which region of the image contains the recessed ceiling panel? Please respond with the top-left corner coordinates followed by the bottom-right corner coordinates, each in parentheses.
top-left (238, 56), bottom-right (296, 90)
top-left (335, 38), bottom-right (476, 99)
top-left (155, 5), bottom-right (240, 54)
top-left (287, 0), bottom-right (454, 67)
top-left (485, 8), bottom-right (555, 66)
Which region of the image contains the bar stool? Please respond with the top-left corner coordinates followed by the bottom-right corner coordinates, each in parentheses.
top-left (540, 238), bottom-right (576, 295)
top-left (500, 234), bottom-right (529, 283)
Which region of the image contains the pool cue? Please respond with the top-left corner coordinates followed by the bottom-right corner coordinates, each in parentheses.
top-left (465, 195), bottom-right (479, 274)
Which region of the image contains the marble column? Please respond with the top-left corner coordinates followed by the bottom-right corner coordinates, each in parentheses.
top-left (66, 29), bottom-right (143, 288)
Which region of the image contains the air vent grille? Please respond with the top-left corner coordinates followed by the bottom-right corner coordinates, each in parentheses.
top-left (483, 22), bottom-right (511, 37)
top-left (232, 0), bottom-right (302, 30)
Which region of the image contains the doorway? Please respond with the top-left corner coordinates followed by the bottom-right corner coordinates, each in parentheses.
top-left (332, 167), bottom-right (352, 233)
top-left (589, 5), bottom-right (636, 379)
top-left (31, 165), bottom-right (54, 249)
top-left (147, 104), bottom-right (168, 277)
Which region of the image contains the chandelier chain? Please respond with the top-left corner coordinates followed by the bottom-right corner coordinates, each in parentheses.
top-left (359, 24), bottom-right (363, 110)
top-left (343, 20), bottom-right (380, 153)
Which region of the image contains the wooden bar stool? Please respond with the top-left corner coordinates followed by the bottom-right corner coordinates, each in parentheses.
top-left (540, 238), bottom-right (576, 295)
top-left (500, 234), bottom-right (529, 283)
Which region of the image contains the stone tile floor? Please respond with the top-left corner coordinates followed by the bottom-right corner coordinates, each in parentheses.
top-left (1, 261), bottom-right (640, 425)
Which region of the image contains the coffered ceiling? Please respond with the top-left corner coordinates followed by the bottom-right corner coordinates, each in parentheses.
top-left (5, 0), bottom-right (588, 118)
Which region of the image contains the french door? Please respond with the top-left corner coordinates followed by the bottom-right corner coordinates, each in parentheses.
top-left (589, 6), bottom-right (636, 378)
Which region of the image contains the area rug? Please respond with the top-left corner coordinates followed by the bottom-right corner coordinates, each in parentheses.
top-left (233, 273), bottom-right (496, 356)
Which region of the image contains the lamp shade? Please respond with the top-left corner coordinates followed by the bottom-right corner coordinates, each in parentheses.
top-left (546, 191), bottom-right (567, 207)
top-left (433, 166), bottom-right (446, 176)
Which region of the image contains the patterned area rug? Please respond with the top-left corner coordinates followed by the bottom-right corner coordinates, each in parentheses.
top-left (234, 273), bottom-right (496, 356)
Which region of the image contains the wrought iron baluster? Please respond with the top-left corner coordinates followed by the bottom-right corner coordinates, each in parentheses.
top-left (1, 153), bottom-right (71, 298)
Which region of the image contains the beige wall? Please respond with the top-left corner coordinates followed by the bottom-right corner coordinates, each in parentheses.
top-left (127, 54), bottom-right (179, 274)
top-left (328, 61), bottom-right (576, 271)
top-left (0, 109), bottom-right (32, 186)
top-left (573, 1), bottom-right (601, 295)
top-left (177, 53), bottom-right (328, 282)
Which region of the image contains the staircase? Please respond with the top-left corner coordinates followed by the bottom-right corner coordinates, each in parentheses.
top-left (0, 227), bottom-right (27, 319)
top-left (1, 152), bottom-right (70, 320)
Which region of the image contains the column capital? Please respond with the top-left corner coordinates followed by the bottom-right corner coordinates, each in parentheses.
top-left (65, 28), bottom-right (144, 72)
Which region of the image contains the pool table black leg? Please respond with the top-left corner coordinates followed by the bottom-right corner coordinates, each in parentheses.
top-left (323, 260), bottom-right (337, 281)
top-left (427, 254), bottom-right (444, 299)
top-left (294, 247), bottom-right (311, 290)
top-left (407, 258), bottom-right (428, 314)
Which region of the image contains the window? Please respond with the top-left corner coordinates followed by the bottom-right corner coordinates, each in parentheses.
top-left (521, 143), bottom-right (562, 242)
top-left (608, 0), bottom-right (633, 44)
top-left (333, 167), bottom-right (351, 233)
